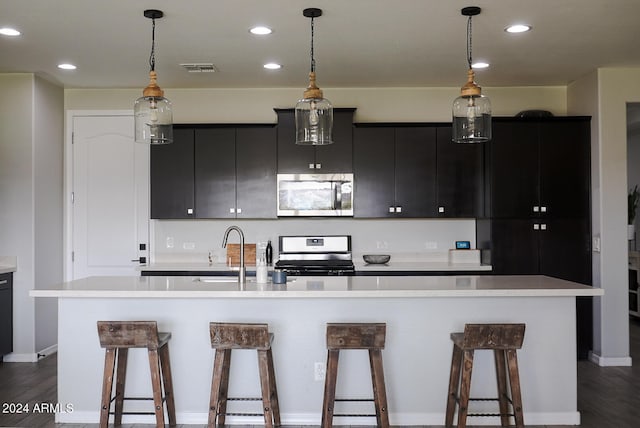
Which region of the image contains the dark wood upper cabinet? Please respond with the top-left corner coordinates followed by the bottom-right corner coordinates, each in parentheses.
top-left (276, 108), bottom-right (355, 173)
top-left (151, 124), bottom-right (276, 219)
top-left (194, 128), bottom-right (236, 218)
top-left (235, 126), bottom-right (277, 218)
top-left (353, 125), bottom-right (436, 218)
top-left (435, 126), bottom-right (484, 218)
top-left (150, 127), bottom-right (195, 219)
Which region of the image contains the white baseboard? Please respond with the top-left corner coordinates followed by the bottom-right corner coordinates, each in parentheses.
top-left (588, 350), bottom-right (633, 366)
top-left (55, 410), bottom-right (582, 426)
top-left (2, 344), bottom-right (58, 363)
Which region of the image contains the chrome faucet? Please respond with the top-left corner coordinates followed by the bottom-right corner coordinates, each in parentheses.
top-left (222, 225), bottom-right (246, 286)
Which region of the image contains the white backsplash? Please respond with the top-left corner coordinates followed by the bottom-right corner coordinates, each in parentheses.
top-left (151, 218), bottom-right (477, 264)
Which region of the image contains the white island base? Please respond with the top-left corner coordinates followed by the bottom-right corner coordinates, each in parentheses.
top-left (33, 275), bottom-right (601, 426)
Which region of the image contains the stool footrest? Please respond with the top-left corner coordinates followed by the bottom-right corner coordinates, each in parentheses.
top-left (224, 412), bottom-right (265, 417)
top-left (109, 411), bottom-right (158, 416)
top-left (335, 398), bottom-right (374, 402)
top-left (468, 412), bottom-right (515, 418)
top-left (334, 413), bottom-right (377, 417)
top-left (227, 397), bottom-right (261, 401)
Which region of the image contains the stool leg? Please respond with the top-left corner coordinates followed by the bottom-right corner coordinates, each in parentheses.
top-left (368, 349), bottom-right (390, 428)
top-left (217, 349), bottom-right (232, 426)
top-left (321, 349), bottom-right (340, 428)
top-left (457, 349), bottom-right (474, 428)
top-left (266, 348), bottom-right (281, 426)
top-left (99, 348), bottom-right (117, 428)
top-left (494, 349), bottom-right (510, 427)
top-left (506, 349), bottom-right (525, 428)
top-left (258, 349), bottom-right (274, 428)
top-left (208, 348), bottom-right (228, 427)
top-left (159, 343), bottom-right (177, 426)
top-left (445, 345), bottom-right (463, 427)
top-left (113, 348), bottom-right (128, 426)
top-left (147, 348), bottom-right (166, 427)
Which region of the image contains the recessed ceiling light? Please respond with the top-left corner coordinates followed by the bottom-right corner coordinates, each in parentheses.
top-left (472, 62), bottom-right (489, 69)
top-left (250, 26), bottom-right (272, 35)
top-left (0, 27), bottom-right (21, 36)
top-left (263, 63), bottom-right (282, 70)
top-left (58, 63), bottom-right (77, 70)
top-left (505, 24), bottom-right (531, 33)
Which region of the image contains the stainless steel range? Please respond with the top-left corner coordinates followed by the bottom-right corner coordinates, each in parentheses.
top-left (275, 235), bottom-right (355, 275)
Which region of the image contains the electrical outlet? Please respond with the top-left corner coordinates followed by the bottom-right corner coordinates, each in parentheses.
top-left (166, 237), bottom-right (174, 249)
top-left (314, 362), bottom-right (325, 381)
top-left (183, 242), bottom-right (195, 250)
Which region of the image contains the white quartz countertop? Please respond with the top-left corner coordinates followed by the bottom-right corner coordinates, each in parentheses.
top-left (139, 261), bottom-right (492, 272)
top-left (0, 256), bottom-right (17, 274)
top-left (30, 275), bottom-right (602, 298)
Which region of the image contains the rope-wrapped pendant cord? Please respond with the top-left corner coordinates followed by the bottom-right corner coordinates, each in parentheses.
top-left (310, 17), bottom-right (316, 73)
top-left (466, 16), bottom-right (473, 70)
top-left (149, 18), bottom-right (156, 72)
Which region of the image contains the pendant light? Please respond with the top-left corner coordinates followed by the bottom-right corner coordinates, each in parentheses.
top-left (134, 9), bottom-right (173, 145)
top-left (452, 6), bottom-right (491, 143)
top-left (295, 8), bottom-right (333, 145)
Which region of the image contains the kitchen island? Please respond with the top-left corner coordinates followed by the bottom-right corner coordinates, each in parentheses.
top-left (30, 275), bottom-right (601, 426)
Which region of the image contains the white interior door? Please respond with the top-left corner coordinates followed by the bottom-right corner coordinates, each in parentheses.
top-left (71, 114), bottom-right (149, 279)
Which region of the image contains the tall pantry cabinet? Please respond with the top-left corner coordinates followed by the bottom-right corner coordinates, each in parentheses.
top-left (478, 116), bottom-right (592, 357)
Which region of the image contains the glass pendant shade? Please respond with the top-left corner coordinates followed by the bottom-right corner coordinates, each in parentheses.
top-left (295, 96), bottom-right (333, 145)
top-left (452, 92), bottom-right (491, 143)
top-left (134, 94), bottom-right (173, 144)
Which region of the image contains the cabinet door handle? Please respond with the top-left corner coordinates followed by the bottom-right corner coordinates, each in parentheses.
top-left (438, 206), bottom-right (445, 213)
top-left (0, 279), bottom-right (7, 285)
top-left (533, 223), bottom-right (540, 230)
top-left (388, 206), bottom-right (395, 213)
top-left (541, 206), bottom-right (547, 213)
top-left (533, 206), bottom-right (539, 213)
top-left (315, 163), bottom-right (322, 169)
top-left (541, 223), bottom-right (547, 230)
top-left (309, 163), bottom-right (315, 169)
top-left (187, 208), bottom-right (194, 215)
top-left (130, 257), bottom-right (147, 264)
top-left (395, 206), bottom-right (402, 213)
top-left (236, 208), bottom-right (242, 214)
top-left (229, 208), bottom-right (235, 214)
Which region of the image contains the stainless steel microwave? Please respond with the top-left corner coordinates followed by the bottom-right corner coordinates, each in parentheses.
top-left (277, 173), bottom-right (353, 216)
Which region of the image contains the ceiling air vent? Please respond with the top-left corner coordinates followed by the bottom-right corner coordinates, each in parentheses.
top-left (180, 63), bottom-right (218, 73)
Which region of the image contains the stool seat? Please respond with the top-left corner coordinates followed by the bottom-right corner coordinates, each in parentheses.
top-left (322, 322), bottom-right (389, 428)
top-left (445, 323), bottom-right (526, 428)
top-left (208, 322), bottom-right (280, 428)
top-left (97, 321), bottom-right (176, 428)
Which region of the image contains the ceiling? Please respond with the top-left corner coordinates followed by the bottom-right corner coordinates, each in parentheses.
top-left (1, 0), bottom-right (639, 90)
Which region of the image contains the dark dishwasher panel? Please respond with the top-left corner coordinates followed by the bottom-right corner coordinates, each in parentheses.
top-left (0, 273), bottom-right (13, 360)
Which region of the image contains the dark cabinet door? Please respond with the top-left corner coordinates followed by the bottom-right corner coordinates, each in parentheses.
top-left (236, 126), bottom-right (277, 218)
top-left (150, 128), bottom-right (195, 219)
top-left (539, 120), bottom-right (591, 219)
top-left (538, 218), bottom-right (592, 284)
top-left (194, 128), bottom-right (236, 218)
top-left (488, 121), bottom-right (539, 219)
top-left (276, 108), bottom-right (354, 173)
top-left (314, 109), bottom-right (354, 173)
top-left (0, 273), bottom-right (13, 357)
top-left (490, 219), bottom-right (539, 275)
top-left (276, 110), bottom-right (315, 173)
top-left (436, 126), bottom-right (484, 217)
top-left (394, 127), bottom-right (437, 217)
top-left (353, 126), bottom-right (395, 217)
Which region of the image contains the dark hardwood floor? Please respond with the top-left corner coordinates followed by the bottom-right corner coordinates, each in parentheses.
top-left (1, 318), bottom-right (639, 427)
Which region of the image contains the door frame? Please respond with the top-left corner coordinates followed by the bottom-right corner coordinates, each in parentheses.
top-left (64, 110), bottom-right (142, 281)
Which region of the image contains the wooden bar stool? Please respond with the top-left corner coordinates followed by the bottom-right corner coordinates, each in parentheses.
top-left (445, 323), bottom-right (526, 428)
top-left (322, 322), bottom-right (389, 428)
top-left (208, 322), bottom-right (280, 428)
top-left (97, 321), bottom-right (176, 428)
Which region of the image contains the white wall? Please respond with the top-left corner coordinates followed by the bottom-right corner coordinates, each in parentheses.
top-left (568, 68), bottom-right (640, 365)
top-left (0, 74), bottom-right (63, 361)
top-left (33, 77), bottom-right (64, 353)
